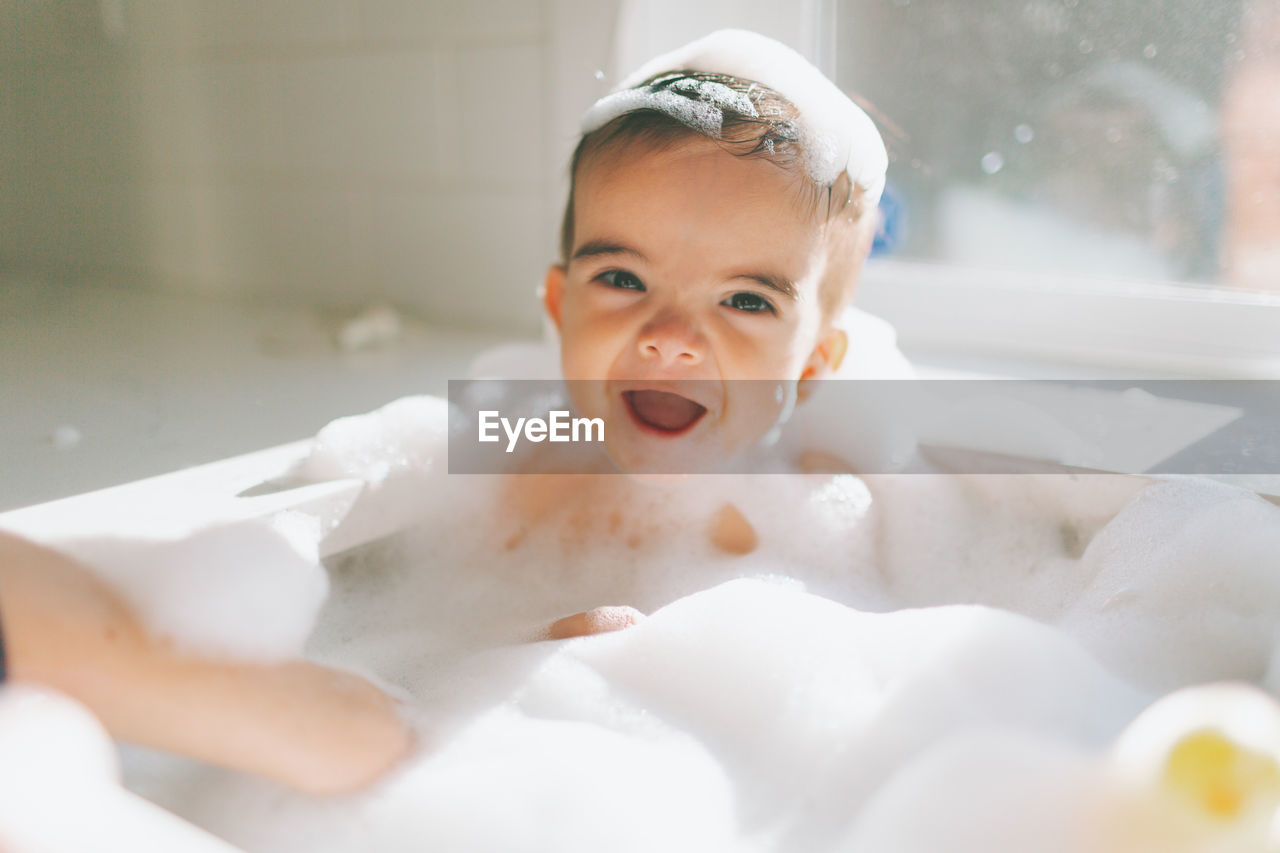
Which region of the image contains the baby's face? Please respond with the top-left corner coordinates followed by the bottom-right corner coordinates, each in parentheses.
top-left (544, 136), bottom-right (842, 473)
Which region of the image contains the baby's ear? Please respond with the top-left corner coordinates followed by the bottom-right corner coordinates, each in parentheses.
top-left (541, 265), bottom-right (566, 331)
top-left (798, 327), bottom-right (847, 401)
top-left (806, 327), bottom-right (848, 377)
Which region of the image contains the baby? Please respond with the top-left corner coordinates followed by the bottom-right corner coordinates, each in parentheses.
top-left (0, 31), bottom-right (889, 808)
top-left (499, 30), bottom-right (888, 554)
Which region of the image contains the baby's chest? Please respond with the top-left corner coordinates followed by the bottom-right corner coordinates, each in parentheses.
top-left (496, 471), bottom-right (872, 558)
top-left (495, 474), bottom-right (729, 553)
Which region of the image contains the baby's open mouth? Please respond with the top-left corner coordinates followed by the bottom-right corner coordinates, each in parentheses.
top-left (623, 390), bottom-right (708, 435)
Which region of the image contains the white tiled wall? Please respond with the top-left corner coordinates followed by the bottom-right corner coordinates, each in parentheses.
top-left (0, 0), bottom-right (617, 334)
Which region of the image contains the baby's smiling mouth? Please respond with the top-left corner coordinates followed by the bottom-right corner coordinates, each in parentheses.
top-left (622, 390), bottom-right (708, 436)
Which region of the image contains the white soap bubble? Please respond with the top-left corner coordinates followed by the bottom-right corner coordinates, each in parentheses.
top-left (1014, 123), bottom-right (1035, 144)
top-left (981, 151), bottom-right (1005, 174)
top-left (336, 303), bottom-right (402, 352)
top-left (53, 512), bottom-right (328, 662)
top-left (50, 424), bottom-right (81, 450)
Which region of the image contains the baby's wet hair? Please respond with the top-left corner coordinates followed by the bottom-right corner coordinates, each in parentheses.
top-left (560, 71), bottom-right (873, 317)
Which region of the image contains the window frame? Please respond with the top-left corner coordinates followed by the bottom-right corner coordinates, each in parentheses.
top-left (856, 259), bottom-right (1280, 379)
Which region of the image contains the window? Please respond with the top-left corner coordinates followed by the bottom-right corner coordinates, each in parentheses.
top-left (833, 0), bottom-right (1280, 378)
top-left (838, 0), bottom-right (1279, 292)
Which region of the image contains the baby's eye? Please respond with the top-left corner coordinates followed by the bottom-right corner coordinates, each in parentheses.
top-left (597, 270), bottom-right (645, 292)
top-left (722, 292), bottom-right (776, 315)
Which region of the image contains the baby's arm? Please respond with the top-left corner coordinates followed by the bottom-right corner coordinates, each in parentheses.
top-left (0, 530), bottom-right (411, 796)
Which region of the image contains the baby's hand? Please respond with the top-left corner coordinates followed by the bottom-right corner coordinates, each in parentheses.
top-left (544, 606), bottom-right (645, 640)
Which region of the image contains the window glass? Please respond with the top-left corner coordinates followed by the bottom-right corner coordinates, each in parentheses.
top-left (838, 0), bottom-right (1280, 291)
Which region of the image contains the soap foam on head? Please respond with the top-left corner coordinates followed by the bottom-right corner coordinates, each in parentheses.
top-left (580, 29), bottom-right (889, 204)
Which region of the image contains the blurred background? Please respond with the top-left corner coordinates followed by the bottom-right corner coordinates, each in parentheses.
top-left (1, 0), bottom-right (617, 333)
top-left (2, 0), bottom-right (1278, 508)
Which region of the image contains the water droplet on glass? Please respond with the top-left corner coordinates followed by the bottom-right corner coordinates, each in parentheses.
top-left (981, 151), bottom-right (1005, 174)
top-left (1152, 157), bottom-right (1170, 179)
top-left (1078, 38), bottom-right (1094, 54)
top-left (593, 69), bottom-right (606, 81)
top-left (1143, 43), bottom-right (1158, 58)
top-left (1014, 124), bottom-right (1034, 143)
top-left (1105, 126), bottom-right (1123, 143)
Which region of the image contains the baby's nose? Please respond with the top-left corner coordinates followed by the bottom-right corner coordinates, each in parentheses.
top-left (637, 311), bottom-right (705, 367)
